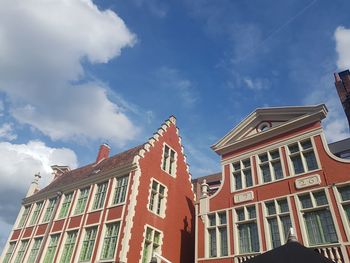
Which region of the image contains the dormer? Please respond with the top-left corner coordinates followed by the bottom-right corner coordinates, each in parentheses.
top-left (211, 104), bottom-right (328, 156)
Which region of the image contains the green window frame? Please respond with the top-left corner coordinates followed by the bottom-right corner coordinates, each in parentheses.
top-left (113, 176), bottom-right (129, 205)
top-left (79, 227), bottom-right (97, 262)
top-left (13, 240), bottom-right (29, 263)
top-left (27, 238), bottom-right (43, 263)
top-left (92, 182), bottom-right (108, 210)
top-left (3, 242), bottom-right (16, 263)
top-left (60, 231), bottom-right (78, 263)
top-left (42, 198), bottom-right (57, 223)
top-left (18, 205), bottom-right (31, 228)
top-left (58, 192), bottom-right (73, 218)
top-left (30, 202), bottom-right (43, 225)
top-left (74, 188), bottom-right (90, 215)
top-left (43, 234), bottom-right (60, 263)
top-left (100, 222), bottom-right (121, 260)
top-left (141, 227), bottom-right (162, 263)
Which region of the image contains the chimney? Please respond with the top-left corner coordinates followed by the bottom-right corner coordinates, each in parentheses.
top-left (51, 165), bottom-right (70, 180)
top-left (334, 70), bottom-right (350, 130)
top-left (96, 143), bottom-right (110, 163)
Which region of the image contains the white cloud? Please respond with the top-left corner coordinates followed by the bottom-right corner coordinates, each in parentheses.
top-left (0, 123), bottom-right (17, 141)
top-left (0, 140), bottom-right (78, 251)
top-left (335, 26), bottom-right (350, 69)
top-left (243, 77), bottom-right (270, 91)
top-left (0, 0), bottom-right (139, 146)
top-left (156, 67), bottom-right (198, 107)
top-left (132, 0), bottom-right (167, 18)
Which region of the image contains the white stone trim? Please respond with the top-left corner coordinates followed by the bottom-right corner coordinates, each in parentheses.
top-left (160, 142), bottom-right (178, 178)
top-left (320, 133), bottom-right (350, 163)
top-left (146, 178), bottom-right (168, 219)
top-left (234, 191), bottom-right (254, 204)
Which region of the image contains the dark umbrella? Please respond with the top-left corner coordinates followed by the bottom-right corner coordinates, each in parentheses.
top-left (244, 229), bottom-right (335, 263)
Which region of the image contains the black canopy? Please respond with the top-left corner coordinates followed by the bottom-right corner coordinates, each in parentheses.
top-left (244, 242), bottom-right (335, 263)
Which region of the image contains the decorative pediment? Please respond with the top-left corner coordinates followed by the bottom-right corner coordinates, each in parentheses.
top-left (212, 104), bottom-right (327, 155)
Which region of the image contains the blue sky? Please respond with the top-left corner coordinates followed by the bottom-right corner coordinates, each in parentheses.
top-left (1, 0), bottom-right (350, 251)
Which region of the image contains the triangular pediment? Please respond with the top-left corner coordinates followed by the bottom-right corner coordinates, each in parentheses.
top-left (212, 104), bottom-right (327, 154)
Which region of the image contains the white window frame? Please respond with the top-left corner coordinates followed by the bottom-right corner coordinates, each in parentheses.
top-left (257, 148), bottom-right (285, 184)
top-left (29, 201), bottom-right (44, 226)
top-left (139, 225), bottom-right (163, 263)
top-left (57, 192), bottom-right (74, 219)
top-left (231, 157), bottom-right (254, 191)
top-left (73, 186), bottom-right (91, 215)
top-left (334, 183), bottom-right (350, 241)
top-left (89, 181), bottom-right (109, 212)
top-left (147, 178), bottom-right (168, 218)
top-left (17, 204), bottom-right (32, 228)
top-left (56, 230), bottom-right (79, 263)
top-left (96, 220), bottom-right (121, 261)
top-left (24, 236), bottom-right (43, 263)
top-left (263, 198), bottom-right (294, 250)
top-left (161, 143), bottom-right (177, 177)
top-left (42, 197), bottom-right (58, 223)
top-left (109, 175), bottom-right (130, 207)
top-left (205, 210), bottom-right (230, 258)
top-left (233, 204), bottom-right (261, 255)
top-left (286, 137), bottom-right (321, 176)
top-left (76, 225), bottom-right (99, 262)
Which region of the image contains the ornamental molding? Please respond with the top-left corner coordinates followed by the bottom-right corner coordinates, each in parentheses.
top-left (295, 174), bottom-right (321, 189)
top-left (234, 190), bottom-right (254, 204)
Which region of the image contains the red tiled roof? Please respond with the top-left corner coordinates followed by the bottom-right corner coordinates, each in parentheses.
top-left (33, 144), bottom-right (144, 196)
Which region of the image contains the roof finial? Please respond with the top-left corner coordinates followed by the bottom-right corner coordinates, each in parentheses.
top-left (334, 72), bottom-right (342, 82)
top-left (287, 227), bottom-right (298, 243)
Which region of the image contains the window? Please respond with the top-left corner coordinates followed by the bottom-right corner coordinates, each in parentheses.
top-left (13, 240), bottom-right (28, 263)
top-left (74, 188), bottom-right (90, 215)
top-left (258, 149), bottom-right (284, 183)
top-left (79, 227), bottom-right (97, 262)
top-left (162, 144), bottom-right (177, 176)
top-left (113, 176), bottom-right (129, 205)
top-left (288, 139), bottom-right (318, 175)
top-left (207, 212), bottom-right (228, 258)
top-left (92, 182), bottom-right (108, 210)
top-left (3, 242), bottom-right (16, 263)
top-left (141, 227), bottom-right (162, 263)
top-left (60, 231), bottom-right (78, 263)
top-left (18, 205), bottom-right (31, 228)
top-left (338, 185), bottom-right (350, 226)
top-left (58, 192), bottom-right (73, 218)
top-left (30, 202), bottom-right (43, 225)
top-left (148, 180), bottom-right (167, 217)
top-left (232, 158), bottom-right (253, 190)
top-left (42, 198), bottom-right (57, 223)
top-left (43, 234), bottom-right (60, 263)
top-left (265, 199), bottom-right (292, 248)
top-left (299, 191), bottom-right (337, 245)
top-left (100, 222), bottom-right (121, 260)
top-left (27, 238), bottom-right (42, 263)
top-left (236, 206), bottom-right (260, 254)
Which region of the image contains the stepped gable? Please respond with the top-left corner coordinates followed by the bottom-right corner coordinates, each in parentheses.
top-left (33, 144), bottom-right (144, 196)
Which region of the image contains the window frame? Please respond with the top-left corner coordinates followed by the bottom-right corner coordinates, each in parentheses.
top-left (99, 221), bottom-right (121, 260)
top-left (205, 211), bottom-right (230, 258)
top-left (26, 237), bottom-right (43, 263)
top-left (234, 204), bottom-right (261, 255)
top-left (13, 239), bottom-right (29, 263)
top-left (91, 181), bottom-right (109, 211)
top-left (58, 192), bottom-right (74, 219)
top-left (2, 241), bottom-right (16, 263)
top-left (78, 226), bottom-right (98, 262)
top-left (29, 201), bottom-right (44, 226)
top-left (140, 225), bottom-right (163, 263)
top-left (74, 187), bottom-right (91, 215)
top-left (161, 143), bottom-right (177, 177)
top-left (257, 148), bottom-right (285, 184)
top-left (111, 175), bottom-right (129, 206)
top-left (147, 178), bottom-right (167, 218)
top-left (42, 234), bottom-right (60, 263)
top-left (335, 184), bottom-right (350, 241)
top-left (42, 198), bottom-right (58, 223)
top-left (287, 138), bottom-right (320, 176)
top-left (59, 230), bottom-right (78, 263)
top-left (17, 205), bottom-right (31, 228)
top-left (231, 157), bottom-right (254, 191)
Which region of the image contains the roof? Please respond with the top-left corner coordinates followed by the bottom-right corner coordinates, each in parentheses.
top-left (245, 242), bottom-right (334, 263)
top-left (328, 137), bottom-right (350, 155)
top-left (32, 144), bottom-right (144, 197)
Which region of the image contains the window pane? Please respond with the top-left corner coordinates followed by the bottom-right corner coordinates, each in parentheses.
top-left (300, 195), bottom-right (312, 209)
top-left (278, 199), bottom-right (289, 213)
top-left (339, 185), bottom-right (350, 201)
top-left (259, 153), bottom-right (268, 163)
top-left (208, 214), bottom-right (216, 226)
top-left (234, 173), bottom-right (242, 190)
top-left (208, 228), bottom-right (217, 257)
top-left (291, 155), bottom-right (304, 174)
top-left (219, 213), bottom-right (227, 225)
top-left (219, 227), bottom-right (228, 256)
top-left (272, 161), bottom-right (283, 180)
top-left (27, 238), bottom-right (42, 263)
top-left (237, 209), bottom-right (245, 221)
top-left (301, 140), bottom-right (312, 150)
top-left (280, 216), bottom-right (292, 242)
top-left (101, 223), bottom-right (120, 260)
top-left (270, 150), bottom-right (280, 159)
top-left (314, 191), bottom-right (328, 206)
top-left (233, 162), bottom-right (241, 171)
top-left (242, 159), bottom-right (251, 168)
top-left (247, 206), bottom-right (256, 219)
top-left (261, 164), bottom-right (271, 183)
top-left (266, 202), bottom-right (276, 215)
top-left (304, 151), bottom-right (318, 171)
top-left (288, 144), bottom-right (299, 154)
top-left (245, 170), bottom-right (253, 187)
top-left (238, 223), bottom-right (259, 253)
top-left (268, 218), bottom-right (281, 248)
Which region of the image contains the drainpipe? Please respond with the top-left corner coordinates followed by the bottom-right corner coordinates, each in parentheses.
top-left (35, 191), bottom-right (63, 263)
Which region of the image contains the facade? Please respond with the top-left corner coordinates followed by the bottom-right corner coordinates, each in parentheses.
top-left (195, 105), bottom-right (350, 263)
top-left (335, 69), bottom-right (350, 129)
top-left (0, 116), bottom-right (195, 263)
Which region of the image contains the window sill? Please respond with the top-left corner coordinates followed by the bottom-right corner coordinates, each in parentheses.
top-left (107, 202), bottom-right (126, 209)
top-left (89, 208), bottom-right (104, 213)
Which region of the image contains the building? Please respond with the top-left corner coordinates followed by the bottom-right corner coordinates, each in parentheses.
top-left (195, 104), bottom-right (350, 263)
top-left (335, 69), bottom-right (350, 129)
top-left (0, 116), bottom-right (195, 263)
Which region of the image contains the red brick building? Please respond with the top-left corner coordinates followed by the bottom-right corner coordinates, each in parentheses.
top-left (195, 104), bottom-right (350, 263)
top-left (0, 116), bottom-right (195, 263)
